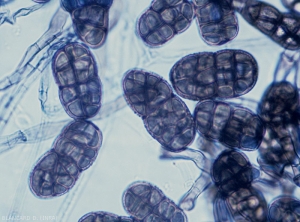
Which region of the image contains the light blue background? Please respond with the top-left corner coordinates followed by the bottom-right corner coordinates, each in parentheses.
top-left (0, 0), bottom-right (297, 221)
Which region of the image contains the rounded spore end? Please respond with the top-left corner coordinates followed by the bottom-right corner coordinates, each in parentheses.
top-left (170, 49), bottom-right (258, 101)
top-left (53, 120), bottom-right (103, 171)
top-left (71, 3), bottom-right (111, 48)
top-left (29, 150), bottom-right (80, 198)
top-left (216, 50), bottom-right (258, 97)
top-left (52, 42), bottom-right (102, 119)
top-left (122, 69), bottom-right (173, 117)
top-left (219, 105), bottom-right (264, 151)
top-left (79, 212), bottom-right (117, 222)
top-left (123, 182), bottom-right (162, 220)
top-left (123, 181), bottom-right (187, 221)
top-left (123, 69), bottom-right (195, 151)
top-left (268, 196), bottom-right (300, 222)
top-left (170, 52), bottom-right (217, 101)
top-left (194, 100), bottom-right (264, 151)
top-left (212, 150), bottom-right (256, 193)
top-left (193, 0), bottom-right (239, 45)
top-left (144, 95), bottom-right (195, 152)
top-left (227, 187), bottom-right (268, 222)
top-left (237, 0), bottom-right (300, 50)
top-left (137, 0), bottom-right (194, 47)
top-left (258, 81), bottom-right (299, 127)
top-left (78, 211), bottom-right (133, 222)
